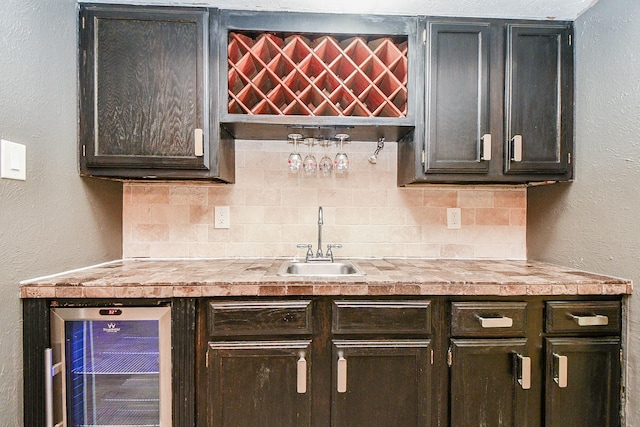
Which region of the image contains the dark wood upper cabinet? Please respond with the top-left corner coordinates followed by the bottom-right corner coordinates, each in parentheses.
top-left (424, 22), bottom-right (492, 174)
top-left (504, 24), bottom-right (574, 177)
top-left (78, 4), bottom-right (234, 181)
top-left (399, 19), bottom-right (574, 185)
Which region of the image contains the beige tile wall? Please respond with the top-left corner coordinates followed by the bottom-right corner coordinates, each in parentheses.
top-left (123, 140), bottom-right (526, 259)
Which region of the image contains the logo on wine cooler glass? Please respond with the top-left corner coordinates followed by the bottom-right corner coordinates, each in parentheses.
top-left (103, 322), bottom-right (121, 333)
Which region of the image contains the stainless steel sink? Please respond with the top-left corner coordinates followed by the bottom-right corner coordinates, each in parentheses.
top-left (277, 260), bottom-right (365, 277)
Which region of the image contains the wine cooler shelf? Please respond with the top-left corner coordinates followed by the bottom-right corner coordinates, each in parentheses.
top-left (228, 31), bottom-right (409, 118)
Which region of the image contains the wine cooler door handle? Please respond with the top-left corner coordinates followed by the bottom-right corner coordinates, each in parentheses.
top-left (45, 349), bottom-right (64, 427)
top-left (554, 353), bottom-right (568, 388)
top-left (481, 134), bottom-right (492, 161)
top-left (297, 352), bottom-right (307, 394)
top-left (337, 353), bottom-right (347, 393)
top-left (517, 354), bottom-right (531, 390)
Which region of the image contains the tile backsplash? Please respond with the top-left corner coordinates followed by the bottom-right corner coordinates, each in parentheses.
top-left (123, 140), bottom-right (526, 259)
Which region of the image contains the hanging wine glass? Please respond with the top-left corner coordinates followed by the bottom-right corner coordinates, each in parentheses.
top-left (303, 137), bottom-right (317, 175)
top-left (287, 133), bottom-right (303, 174)
top-left (334, 133), bottom-right (350, 174)
top-left (318, 138), bottom-right (333, 177)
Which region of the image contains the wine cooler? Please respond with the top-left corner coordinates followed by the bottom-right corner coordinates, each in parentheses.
top-left (46, 306), bottom-right (171, 427)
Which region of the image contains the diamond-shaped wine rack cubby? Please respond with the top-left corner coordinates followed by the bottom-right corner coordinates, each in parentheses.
top-left (228, 31), bottom-right (408, 118)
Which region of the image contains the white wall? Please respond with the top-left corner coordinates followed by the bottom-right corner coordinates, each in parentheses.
top-left (528, 0), bottom-right (640, 423)
top-left (0, 0), bottom-right (122, 424)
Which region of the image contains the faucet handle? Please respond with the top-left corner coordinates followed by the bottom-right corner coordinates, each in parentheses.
top-left (297, 244), bottom-right (313, 260)
top-left (326, 244), bottom-right (342, 261)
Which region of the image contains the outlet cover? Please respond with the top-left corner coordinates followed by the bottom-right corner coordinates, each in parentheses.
top-left (215, 206), bottom-right (230, 229)
top-left (447, 208), bottom-right (461, 229)
top-left (1, 139), bottom-right (26, 181)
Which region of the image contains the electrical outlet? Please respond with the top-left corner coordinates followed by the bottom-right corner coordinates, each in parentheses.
top-left (447, 208), bottom-right (461, 229)
top-left (215, 206), bottom-right (230, 229)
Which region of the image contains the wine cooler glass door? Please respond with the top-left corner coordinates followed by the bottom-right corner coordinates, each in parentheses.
top-left (50, 307), bottom-right (171, 427)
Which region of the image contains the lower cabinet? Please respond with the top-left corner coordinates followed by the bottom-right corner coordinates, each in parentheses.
top-left (200, 296), bottom-right (623, 427)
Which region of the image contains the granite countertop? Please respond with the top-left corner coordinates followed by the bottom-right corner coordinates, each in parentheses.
top-left (19, 258), bottom-right (632, 299)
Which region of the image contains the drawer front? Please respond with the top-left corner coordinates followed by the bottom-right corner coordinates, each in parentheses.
top-left (208, 300), bottom-right (312, 336)
top-left (546, 301), bottom-right (621, 334)
top-left (451, 302), bottom-right (527, 337)
top-left (332, 300), bottom-right (432, 335)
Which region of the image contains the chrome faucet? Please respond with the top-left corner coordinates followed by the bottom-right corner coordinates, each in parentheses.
top-left (297, 206), bottom-right (342, 262)
top-left (317, 206), bottom-right (324, 258)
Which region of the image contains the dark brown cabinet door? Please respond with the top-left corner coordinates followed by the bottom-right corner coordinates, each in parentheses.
top-left (79, 5), bottom-right (234, 180)
top-left (504, 24), bottom-right (573, 177)
top-left (545, 337), bottom-right (621, 427)
top-left (331, 340), bottom-right (432, 427)
top-left (424, 21), bottom-right (491, 174)
top-left (449, 338), bottom-right (530, 427)
top-left (206, 340), bottom-right (312, 427)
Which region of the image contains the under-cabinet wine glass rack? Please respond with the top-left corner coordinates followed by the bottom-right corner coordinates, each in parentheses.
top-left (227, 31), bottom-right (408, 118)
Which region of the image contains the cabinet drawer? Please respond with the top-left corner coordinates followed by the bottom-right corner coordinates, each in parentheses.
top-left (332, 300), bottom-right (432, 335)
top-left (451, 302), bottom-right (527, 337)
top-left (207, 300), bottom-right (312, 336)
top-left (545, 301), bottom-right (621, 334)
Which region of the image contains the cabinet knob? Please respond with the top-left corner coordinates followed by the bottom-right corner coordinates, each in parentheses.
top-left (297, 352), bottom-right (307, 394)
top-left (511, 135), bottom-right (523, 161)
top-left (337, 352), bottom-right (347, 393)
top-left (553, 353), bottom-right (568, 388)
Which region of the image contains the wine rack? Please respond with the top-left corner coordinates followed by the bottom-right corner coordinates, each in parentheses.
top-left (227, 31), bottom-right (408, 118)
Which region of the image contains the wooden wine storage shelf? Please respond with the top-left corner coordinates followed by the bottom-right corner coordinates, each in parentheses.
top-left (227, 31), bottom-right (408, 118)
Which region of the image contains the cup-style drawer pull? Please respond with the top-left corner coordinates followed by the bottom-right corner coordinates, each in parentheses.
top-left (570, 314), bottom-right (609, 327)
top-left (297, 352), bottom-right (307, 394)
top-left (517, 354), bottom-right (531, 390)
top-left (477, 315), bottom-right (513, 328)
top-left (337, 352), bottom-right (347, 393)
top-left (554, 353), bottom-right (568, 388)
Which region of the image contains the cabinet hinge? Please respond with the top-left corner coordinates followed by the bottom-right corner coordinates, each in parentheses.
top-left (206, 349), bottom-right (209, 368)
top-left (568, 34), bottom-right (572, 46)
top-left (423, 29), bottom-right (427, 45)
top-left (568, 152), bottom-right (571, 164)
top-left (620, 348), bottom-right (624, 365)
top-left (447, 346), bottom-right (452, 367)
top-left (82, 16), bottom-right (85, 30)
top-left (431, 349), bottom-right (434, 365)
top-left (82, 144), bottom-right (86, 157)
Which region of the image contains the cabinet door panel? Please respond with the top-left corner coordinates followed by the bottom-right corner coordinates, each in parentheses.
top-left (331, 340), bottom-right (432, 427)
top-left (425, 22), bottom-right (491, 174)
top-left (505, 24), bottom-right (573, 176)
top-left (207, 341), bottom-right (312, 427)
top-left (450, 338), bottom-right (529, 427)
top-left (545, 337), bottom-right (620, 427)
top-left (80, 6), bottom-right (208, 171)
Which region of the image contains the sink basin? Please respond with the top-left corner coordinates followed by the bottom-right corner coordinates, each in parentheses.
top-left (277, 260), bottom-right (365, 277)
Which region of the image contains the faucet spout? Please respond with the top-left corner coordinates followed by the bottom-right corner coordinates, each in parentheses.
top-left (317, 207), bottom-right (324, 258)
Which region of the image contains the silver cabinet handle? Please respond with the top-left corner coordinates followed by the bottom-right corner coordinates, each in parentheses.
top-left (554, 353), bottom-right (568, 388)
top-left (337, 352), bottom-right (347, 393)
top-left (511, 135), bottom-right (523, 161)
top-left (481, 134), bottom-right (492, 161)
top-left (570, 314), bottom-right (609, 327)
top-left (517, 354), bottom-right (531, 390)
top-left (477, 315), bottom-right (513, 328)
top-left (194, 128), bottom-right (204, 157)
top-left (297, 352), bottom-right (307, 394)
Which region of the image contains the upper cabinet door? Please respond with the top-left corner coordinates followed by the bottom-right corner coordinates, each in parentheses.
top-left (504, 24), bottom-right (574, 177)
top-left (79, 5), bottom-right (220, 177)
top-left (425, 21), bottom-right (491, 174)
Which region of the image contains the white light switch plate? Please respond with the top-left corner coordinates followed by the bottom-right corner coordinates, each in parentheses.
top-left (1, 139), bottom-right (26, 181)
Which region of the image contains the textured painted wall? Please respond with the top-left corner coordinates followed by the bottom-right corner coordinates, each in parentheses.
top-left (527, 0), bottom-right (640, 423)
top-left (0, 0), bottom-right (123, 424)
